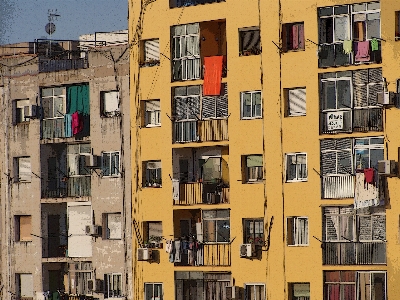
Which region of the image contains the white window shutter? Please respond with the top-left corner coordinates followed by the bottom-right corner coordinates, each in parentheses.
top-left (104, 91), bottom-right (119, 113)
top-left (20, 274), bottom-right (33, 297)
top-left (289, 88), bottom-right (306, 115)
top-left (145, 39), bottom-right (160, 61)
top-left (18, 157), bottom-right (31, 182)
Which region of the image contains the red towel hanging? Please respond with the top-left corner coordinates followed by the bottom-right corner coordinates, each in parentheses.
top-left (363, 168), bottom-right (374, 184)
top-left (72, 111), bottom-right (84, 135)
top-left (203, 56), bottom-right (223, 96)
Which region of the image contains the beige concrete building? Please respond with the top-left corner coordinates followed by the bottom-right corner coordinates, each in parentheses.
top-left (0, 33), bottom-right (132, 300)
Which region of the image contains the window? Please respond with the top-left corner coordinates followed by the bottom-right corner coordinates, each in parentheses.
top-left (143, 100), bottom-right (161, 127)
top-left (289, 283), bottom-right (310, 300)
top-left (16, 274), bottom-right (33, 299)
top-left (145, 283), bottom-right (163, 300)
top-left (15, 215), bottom-right (32, 242)
top-left (142, 39), bottom-right (160, 67)
top-left (201, 83), bottom-right (228, 119)
top-left (285, 153), bottom-right (307, 182)
top-left (104, 273), bottom-right (122, 298)
top-left (243, 219), bottom-right (264, 245)
top-left (352, 2), bottom-right (380, 42)
top-left (144, 221), bottom-right (163, 246)
top-left (13, 99), bottom-right (31, 124)
top-left (357, 272), bottom-right (386, 300)
top-left (354, 137), bottom-right (384, 170)
top-left (202, 209), bottom-right (230, 243)
top-left (287, 217), bottom-right (308, 246)
top-left (172, 23), bottom-right (201, 81)
top-left (103, 213), bottom-right (122, 240)
top-left (41, 86), bottom-right (66, 120)
top-left (143, 160), bottom-right (162, 187)
top-left (240, 91), bottom-right (262, 119)
top-left (15, 157), bottom-right (31, 183)
top-left (102, 151), bottom-right (121, 177)
top-left (244, 284), bottom-right (265, 300)
top-left (239, 27), bottom-right (261, 56)
top-left (243, 155), bottom-right (263, 183)
top-left (101, 91), bottom-right (120, 117)
top-left (67, 143), bottom-right (91, 176)
top-left (396, 11), bottom-right (400, 40)
top-left (286, 88), bottom-right (306, 116)
top-left (282, 23), bottom-right (305, 52)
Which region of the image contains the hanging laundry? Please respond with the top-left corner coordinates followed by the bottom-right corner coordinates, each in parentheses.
top-left (169, 241), bottom-right (175, 263)
top-left (71, 111), bottom-right (84, 135)
top-left (165, 240), bottom-right (172, 253)
top-left (64, 114), bottom-right (72, 138)
top-left (364, 168), bottom-right (375, 185)
top-left (370, 38), bottom-right (379, 51)
top-left (343, 40), bottom-right (353, 54)
top-left (355, 41), bottom-right (370, 62)
top-left (174, 240), bottom-right (181, 262)
top-left (203, 56), bottom-right (224, 96)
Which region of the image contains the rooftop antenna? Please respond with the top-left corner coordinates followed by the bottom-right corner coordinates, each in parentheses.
top-left (45, 9), bottom-right (60, 56)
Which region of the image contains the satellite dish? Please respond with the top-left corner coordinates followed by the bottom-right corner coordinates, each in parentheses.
top-left (45, 22), bottom-right (56, 35)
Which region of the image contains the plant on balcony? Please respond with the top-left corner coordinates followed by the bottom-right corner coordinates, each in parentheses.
top-left (149, 235), bottom-right (163, 249)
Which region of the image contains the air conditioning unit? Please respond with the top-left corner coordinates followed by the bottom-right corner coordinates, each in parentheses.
top-left (137, 248), bottom-right (153, 261)
top-left (85, 225), bottom-right (101, 236)
top-left (225, 286), bottom-right (240, 300)
top-left (87, 279), bottom-right (94, 291)
top-left (377, 92), bottom-right (396, 106)
top-left (24, 105), bottom-right (38, 119)
top-left (85, 155), bottom-right (101, 168)
top-left (378, 160), bottom-right (397, 176)
top-left (240, 243), bottom-right (256, 258)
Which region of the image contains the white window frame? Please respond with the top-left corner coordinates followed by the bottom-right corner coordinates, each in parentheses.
top-left (41, 86), bottom-right (66, 121)
top-left (202, 209), bottom-right (230, 244)
top-left (324, 271), bottom-right (356, 300)
top-left (321, 75), bottom-right (353, 112)
top-left (67, 143), bottom-right (91, 177)
top-left (354, 136), bottom-right (384, 170)
top-left (356, 271), bottom-right (386, 300)
top-left (289, 282), bottom-right (310, 300)
top-left (102, 151), bottom-right (121, 177)
top-left (287, 87), bottom-right (306, 116)
top-left (105, 273), bottom-right (122, 298)
top-left (244, 283), bottom-right (265, 300)
top-left (143, 39), bottom-right (160, 64)
top-left (15, 156), bottom-right (32, 183)
top-left (104, 213), bottom-right (122, 240)
top-left (144, 160), bottom-right (162, 187)
top-left (144, 283), bottom-right (163, 300)
top-left (172, 23), bottom-right (201, 81)
top-left (287, 217), bottom-right (309, 246)
top-left (285, 152), bottom-right (307, 182)
top-left (145, 100), bottom-right (161, 127)
top-left (101, 90), bottom-right (120, 117)
top-left (351, 2), bottom-right (381, 42)
top-left (240, 90), bottom-right (262, 119)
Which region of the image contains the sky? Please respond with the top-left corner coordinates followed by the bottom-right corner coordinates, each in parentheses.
top-left (0, 0), bottom-right (128, 45)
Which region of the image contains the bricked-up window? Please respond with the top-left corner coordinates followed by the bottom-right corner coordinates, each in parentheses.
top-left (15, 215), bottom-right (32, 242)
top-left (239, 27), bottom-right (261, 56)
top-left (14, 157), bottom-right (32, 183)
top-left (282, 23), bottom-right (305, 52)
top-left (16, 273), bottom-right (33, 298)
top-left (145, 283), bottom-right (163, 300)
top-left (288, 283), bottom-right (310, 300)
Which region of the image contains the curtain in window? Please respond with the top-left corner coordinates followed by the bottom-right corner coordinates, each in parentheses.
top-left (67, 84), bottom-right (90, 115)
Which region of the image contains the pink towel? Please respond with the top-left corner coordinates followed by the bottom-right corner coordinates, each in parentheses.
top-left (292, 25), bottom-right (299, 50)
top-left (71, 111), bottom-right (83, 135)
top-left (355, 41), bottom-right (370, 62)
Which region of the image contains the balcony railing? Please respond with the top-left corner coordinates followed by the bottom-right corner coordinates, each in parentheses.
top-left (42, 176), bottom-right (91, 198)
top-left (353, 107), bottom-right (383, 132)
top-left (174, 242), bottom-right (231, 266)
top-left (174, 182), bottom-right (229, 205)
top-left (173, 119), bottom-right (229, 143)
top-left (171, 0), bottom-right (224, 8)
top-left (42, 237), bottom-right (68, 258)
top-left (39, 58), bottom-right (88, 73)
top-left (173, 121), bottom-right (199, 143)
top-left (41, 115), bottom-right (90, 140)
top-left (322, 241), bottom-right (386, 265)
top-left (322, 175), bottom-right (355, 199)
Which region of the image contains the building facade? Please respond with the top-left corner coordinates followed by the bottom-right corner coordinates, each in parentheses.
top-left (0, 35), bottom-right (132, 300)
top-left (129, 0), bottom-right (400, 299)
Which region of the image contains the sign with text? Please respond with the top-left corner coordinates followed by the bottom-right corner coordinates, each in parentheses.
top-left (327, 111), bottom-right (344, 130)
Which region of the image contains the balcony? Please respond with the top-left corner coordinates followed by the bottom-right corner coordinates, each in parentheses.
top-left (174, 181), bottom-right (229, 205)
top-left (41, 115), bottom-right (90, 140)
top-left (322, 241), bottom-right (386, 265)
top-left (170, 0), bottom-right (224, 8)
top-left (174, 242), bottom-right (231, 266)
top-left (39, 57), bottom-right (88, 73)
top-left (42, 176), bottom-right (91, 198)
top-left (173, 119), bottom-right (229, 143)
top-left (322, 175), bottom-right (355, 199)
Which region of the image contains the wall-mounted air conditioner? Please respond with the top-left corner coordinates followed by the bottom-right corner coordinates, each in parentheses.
top-left (85, 155), bottom-right (101, 168)
top-left (240, 243), bottom-right (256, 258)
top-left (378, 160), bottom-right (396, 176)
top-left (24, 105), bottom-right (39, 119)
top-left (377, 92), bottom-right (396, 106)
top-left (137, 248), bottom-right (153, 261)
top-left (85, 225), bottom-right (101, 236)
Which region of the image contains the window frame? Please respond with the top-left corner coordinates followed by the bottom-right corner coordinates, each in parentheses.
top-left (144, 100), bottom-right (161, 127)
top-left (282, 22), bottom-right (305, 52)
top-left (396, 11), bottom-right (400, 40)
top-left (287, 216), bottom-right (309, 246)
top-left (102, 151), bottom-right (121, 177)
top-left (142, 39), bottom-right (161, 67)
top-left (288, 282), bottom-right (310, 300)
top-left (41, 86), bottom-right (67, 121)
top-left (243, 218), bottom-right (264, 246)
top-left (15, 215), bottom-right (32, 242)
top-left (144, 283), bottom-right (163, 300)
top-left (100, 90), bottom-right (120, 117)
top-left (104, 273), bottom-right (122, 298)
top-left (14, 156), bottom-right (32, 183)
top-left (356, 271), bottom-right (387, 300)
top-left (243, 155), bottom-right (263, 183)
top-left (353, 136), bottom-right (384, 170)
top-left (240, 90), bottom-right (262, 119)
top-left (14, 99), bottom-right (31, 124)
top-left (324, 271), bottom-right (356, 300)
top-left (143, 160), bottom-right (162, 188)
top-left (202, 209), bottom-right (230, 244)
top-left (67, 143), bottom-right (91, 177)
top-left (244, 283), bottom-right (265, 300)
top-left (239, 27), bottom-right (261, 56)
top-left (285, 87), bottom-right (306, 117)
top-left (285, 152), bottom-right (308, 182)
top-left (16, 273), bottom-right (34, 298)
top-left (103, 213), bottom-right (122, 240)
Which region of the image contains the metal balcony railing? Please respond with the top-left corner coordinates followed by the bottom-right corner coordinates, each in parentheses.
top-left (41, 176), bottom-right (91, 198)
top-left (322, 241), bottom-right (386, 265)
top-left (173, 119), bottom-right (229, 143)
top-left (174, 242), bottom-right (231, 266)
top-left (322, 175), bottom-right (355, 199)
top-left (39, 58), bottom-right (88, 73)
top-left (174, 182), bottom-right (229, 205)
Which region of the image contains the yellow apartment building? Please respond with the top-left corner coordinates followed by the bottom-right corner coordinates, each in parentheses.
top-left (129, 0), bottom-right (400, 299)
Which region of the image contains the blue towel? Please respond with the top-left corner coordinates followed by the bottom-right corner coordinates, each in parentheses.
top-left (64, 114), bottom-right (72, 137)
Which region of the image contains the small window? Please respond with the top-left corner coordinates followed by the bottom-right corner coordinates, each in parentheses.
top-left (282, 23), bottom-right (305, 52)
top-left (287, 217), bottom-right (308, 246)
top-left (241, 91), bottom-right (262, 119)
top-left (102, 213), bottom-right (122, 240)
top-left (102, 151), bottom-right (121, 177)
top-left (101, 91), bottom-right (120, 117)
top-left (239, 27), bottom-right (261, 56)
top-left (144, 221), bottom-right (163, 246)
top-left (243, 219), bottom-right (264, 245)
top-left (145, 283), bottom-right (163, 300)
top-left (244, 284), bottom-right (265, 300)
top-left (396, 11), bottom-right (400, 40)
top-left (243, 155), bottom-right (263, 183)
top-left (285, 88), bottom-right (306, 116)
top-left (143, 160), bottom-right (162, 187)
top-left (288, 283), bottom-right (310, 300)
top-left (104, 273), bottom-right (122, 298)
top-left (15, 215), bottom-right (32, 242)
top-left (285, 153), bottom-right (307, 182)
top-left (202, 209), bottom-right (230, 243)
top-left (14, 157), bottom-right (31, 183)
top-left (141, 39), bottom-right (160, 67)
top-left (16, 273), bottom-right (33, 298)
top-left (14, 99), bottom-right (31, 124)
top-left (143, 100), bottom-right (161, 127)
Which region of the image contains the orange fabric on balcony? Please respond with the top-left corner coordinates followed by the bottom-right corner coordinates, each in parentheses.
top-left (203, 56), bottom-right (223, 96)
